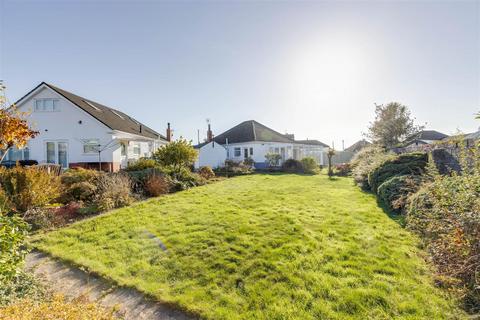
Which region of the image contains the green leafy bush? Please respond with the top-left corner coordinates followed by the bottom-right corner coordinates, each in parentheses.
top-left (300, 157), bottom-right (318, 174)
top-left (282, 159), bottom-right (304, 173)
top-left (153, 139), bottom-right (198, 178)
top-left (198, 166), bottom-right (215, 180)
top-left (0, 215), bottom-right (28, 280)
top-left (265, 153), bottom-right (281, 167)
top-left (0, 271), bottom-right (49, 307)
top-left (0, 167), bottom-right (61, 213)
top-left (93, 174), bottom-right (133, 211)
top-left (215, 160), bottom-right (253, 176)
top-left (368, 152), bottom-right (427, 193)
top-left (377, 175), bottom-right (422, 213)
top-left (60, 168), bottom-right (101, 204)
top-left (350, 145), bottom-right (395, 189)
top-left (124, 158), bottom-right (158, 171)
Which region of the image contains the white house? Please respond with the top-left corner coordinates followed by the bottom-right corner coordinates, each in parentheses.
top-left (194, 120), bottom-right (329, 169)
top-left (4, 82), bottom-right (169, 171)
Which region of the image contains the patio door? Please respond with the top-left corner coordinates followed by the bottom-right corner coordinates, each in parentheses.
top-left (45, 141), bottom-right (69, 168)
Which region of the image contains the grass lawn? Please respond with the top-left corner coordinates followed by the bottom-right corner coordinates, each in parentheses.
top-left (33, 174), bottom-right (464, 319)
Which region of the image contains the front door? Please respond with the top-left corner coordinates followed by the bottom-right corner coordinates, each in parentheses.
top-left (244, 148), bottom-right (249, 159)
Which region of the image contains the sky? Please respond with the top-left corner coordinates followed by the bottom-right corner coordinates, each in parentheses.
top-left (1, 0), bottom-right (479, 148)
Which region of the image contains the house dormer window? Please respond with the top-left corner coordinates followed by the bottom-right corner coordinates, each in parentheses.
top-left (35, 99), bottom-right (59, 112)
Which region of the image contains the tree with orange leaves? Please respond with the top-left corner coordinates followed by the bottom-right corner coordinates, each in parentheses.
top-left (0, 82), bottom-right (38, 163)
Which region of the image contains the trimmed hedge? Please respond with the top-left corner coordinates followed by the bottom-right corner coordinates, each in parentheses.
top-left (368, 152), bottom-right (427, 193)
top-left (282, 159), bottom-right (304, 173)
top-left (377, 175), bottom-right (422, 213)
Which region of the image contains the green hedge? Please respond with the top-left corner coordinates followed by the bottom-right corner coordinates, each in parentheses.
top-left (377, 175), bottom-right (422, 213)
top-left (368, 152), bottom-right (427, 193)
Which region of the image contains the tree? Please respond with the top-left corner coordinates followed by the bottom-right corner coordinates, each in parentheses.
top-left (0, 83), bottom-right (38, 162)
top-left (366, 102), bottom-right (423, 148)
top-left (152, 138), bottom-right (198, 177)
top-left (327, 148), bottom-right (335, 177)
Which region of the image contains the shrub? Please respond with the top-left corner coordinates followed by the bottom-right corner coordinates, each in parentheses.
top-left (0, 215), bottom-right (28, 280)
top-left (59, 168), bottom-right (101, 204)
top-left (125, 167), bottom-right (167, 194)
top-left (243, 157), bottom-right (254, 167)
top-left (124, 158), bottom-right (158, 171)
top-left (350, 145), bottom-right (395, 190)
top-left (377, 175), bottom-right (422, 213)
top-left (93, 174), bottom-right (133, 211)
top-left (368, 152), bottom-right (428, 193)
top-left (265, 153), bottom-right (281, 167)
top-left (0, 294), bottom-right (117, 320)
top-left (215, 160), bottom-right (253, 176)
top-left (144, 174), bottom-right (172, 197)
top-left (282, 159), bottom-right (304, 173)
top-left (334, 163), bottom-right (352, 177)
top-left (300, 157), bottom-right (318, 174)
top-left (198, 166), bottom-right (215, 180)
top-left (406, 171), bottom-right (480, 312)
top-left (153, 139), bottom-right (198, 178)
top-left (0, 166), bottom-right (61, 213)
top-left (0, 271), bottom-right (49, 306)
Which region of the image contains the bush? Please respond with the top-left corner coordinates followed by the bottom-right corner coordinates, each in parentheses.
top-left (124, 158), bottom-right (158, 171)
top-left (144, 174), bottom-right (172, 197)
top-left (0, 271), bottom-right (49, 307)
top-left (265, 153), bottom-right (281, 167)
top-left (59, 168), bottom-right (101, 203)
top-left (153, 139), bottom-right (198, 178)
top-left (406, 171), bottom-right (480, 312)
top-left (300, 157), bottom-right (318, 174)
top-left (93, 174), bottom-right (133, 211)
top-left (125, 167), bottom-right (167, 194)
top-left (377, 175), bottom-right (422, 213)
top-left (333, 163), bottom-right (352, 177)
top-left (215, 160), bottom-right (253, 176)
top-left (23, 202), bottom-right (83, 231)
top-left (350, 145), bottom-right (395, 190)
top-left (368, 152), bottom-right (428, 193)
top-left (243, 157), bottom-right (254, 167)
top-left (282, 159), bottom-right (304, 173)
top-left (0, 215), bottom-right (28, 280)
top-left (198, 166), bottom-right (215, 180)
top-left (0, 167), bottom-right (61, 213)
top-left (0, 294), bottom-right (117, 320)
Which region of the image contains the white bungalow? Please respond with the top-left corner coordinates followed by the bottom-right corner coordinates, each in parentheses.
top-left (4, 82), bottom-right (169, 171)
top-left (194, 120), bottom-right (329, 169)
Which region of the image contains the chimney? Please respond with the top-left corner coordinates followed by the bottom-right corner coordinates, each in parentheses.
top-left (166, 123), bottom-right (172, 142)
top-left (207, 124), bottom-right (213, 142)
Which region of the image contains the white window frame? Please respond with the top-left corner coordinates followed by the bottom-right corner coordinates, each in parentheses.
top-left (234, 147), bottom-right (241, 157)
top-left (34, 99), bottom-right (60, 112)
top-left (83, 139), bottom-right (100, 154)
top-left (133, 143), bottom-right (141, 155)
top-left (44, 140), bottom-right (69, 168)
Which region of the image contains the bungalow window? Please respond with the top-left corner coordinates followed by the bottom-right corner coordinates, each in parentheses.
top-left (133, 143), bottom-right (141, 155)
top-left (35, 99), bottom-right (59, 112)
top-left (121, 143), bottom-right (127, 156)
top-left (83, 139), bottom-right (100, 153)
top-left (234, 147), bottom-right (241, 157)
top-left (3, 147), bottom-right (29, 161)
top-left (249, 148), bottom-right (253, 156)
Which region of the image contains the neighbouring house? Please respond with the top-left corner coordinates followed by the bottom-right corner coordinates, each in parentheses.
top-left (402, 130), bottom-right (449, 151)
top-left (3, 82), bottom-right (169, 171)
top-left (345, 139), bottom-right (371, 153)
top-left (194, 120), bottom-right (329, 169)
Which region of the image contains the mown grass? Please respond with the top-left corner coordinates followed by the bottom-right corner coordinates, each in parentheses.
top-left (33, 174), bottom-right (464, 319)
